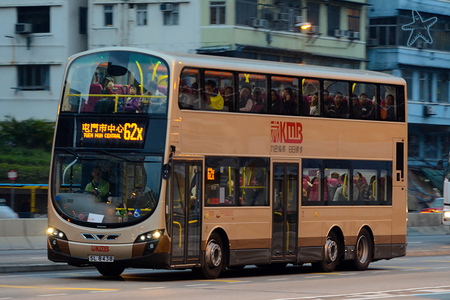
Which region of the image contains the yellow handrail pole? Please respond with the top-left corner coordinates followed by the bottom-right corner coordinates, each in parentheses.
top-left (173, 221), bottom-right (182, 247)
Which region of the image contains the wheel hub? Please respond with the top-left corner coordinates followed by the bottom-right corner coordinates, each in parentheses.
top-left (324, 238), bottom-right (338, 263)
top-left (205, 240), bottom-right (222, 268)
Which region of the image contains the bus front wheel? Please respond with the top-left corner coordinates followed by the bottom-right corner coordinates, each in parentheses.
top-left (201, 233), bottom-right (225, 279)
top-left (96, 264), bottom-right (125, 277)
top-left (312, 231), bottom-right (340, 272)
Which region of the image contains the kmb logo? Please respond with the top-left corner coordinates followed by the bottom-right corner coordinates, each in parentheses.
top-left (271, 121), bottom-right (303, 144)
top-left (91, 246), bottom-right (109, 252)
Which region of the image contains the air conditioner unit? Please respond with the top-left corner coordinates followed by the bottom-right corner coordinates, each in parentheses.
top-left (334, 29), bottom-right (342, 37)
top-left (416, 40), bottom-right (425, 49)
top-left (15, 23), bottom-right (32, 34)
top-left (424, 105), bottom-right (436, 116)
top-left (307, 25), bottom-right (320, 35)
top-left (349, 31), bottom-right (360, 40)
top-left (367, 38), bottom-right (379, 46)
top-left (252, 19), bottom-right (268, 28)
top-left (273, 13), bottom-right (289, 22)
top-left (160, 3), bottom-right (173, 12)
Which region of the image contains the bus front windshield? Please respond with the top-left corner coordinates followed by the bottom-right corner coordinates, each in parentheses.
top-left (61, 51), bottom-right (169, 114)
top-left (53, 153), bottom-right (162, 226)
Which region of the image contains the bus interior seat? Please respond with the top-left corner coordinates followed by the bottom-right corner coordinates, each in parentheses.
top-left (81, 84), bottom-right (103, 112)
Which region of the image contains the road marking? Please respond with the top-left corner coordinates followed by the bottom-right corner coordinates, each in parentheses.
top-left (0, 285), bottom-right (35, 289)
top-left (425, 260), bottom-right (450, 263)
top-left (51, 287), bottom-right (118, 291)
top-left (185, 284), bottom-right (210, 287)
top-left (268, 278), bottom-right (289, 281)
top-left (38, 294), bottom-right (67, 297)
top-left (273, 285), bottom-right (450, 300)
top-left (141, 287), bottom-right (166, 290)
top-left (197, 279), bottom-right (243, 283)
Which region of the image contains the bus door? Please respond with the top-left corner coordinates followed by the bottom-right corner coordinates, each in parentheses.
top-left (170, 161), bottom-right (202, 265)
top-left (272, 163), bottom-right (299, 261)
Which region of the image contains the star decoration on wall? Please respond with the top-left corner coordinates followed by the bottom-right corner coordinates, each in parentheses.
top-left (401, 10), bottom-right (438, 47)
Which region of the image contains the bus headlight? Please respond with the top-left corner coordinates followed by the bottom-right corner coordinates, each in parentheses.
top-left (444, 211), bottom-right (450, 218)
top-left (134, 230), bottom-right (164, 243)
top-left (133, 230), bottom-right (164, 256)
top-left (47, 227), bottom-right (68, 241)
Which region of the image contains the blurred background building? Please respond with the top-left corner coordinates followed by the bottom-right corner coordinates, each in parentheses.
top-left (0, 0), bottom-right (449, 212)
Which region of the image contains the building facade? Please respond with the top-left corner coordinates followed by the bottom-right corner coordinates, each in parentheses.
top-left (0, 0), bottom-right (88, 121)
top-left (367, 0), bottom-right (450, 169)
top-left (198, 0), bottom-right (368, 69)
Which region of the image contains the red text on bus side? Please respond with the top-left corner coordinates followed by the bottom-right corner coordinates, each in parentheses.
top-left (91, 246), bottom-right (109, 252)
top-left (271, 121), bottom-right (303, 144)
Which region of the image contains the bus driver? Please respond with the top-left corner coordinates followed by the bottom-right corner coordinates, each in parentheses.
top-left (85, 166), bottom-right (110, 202)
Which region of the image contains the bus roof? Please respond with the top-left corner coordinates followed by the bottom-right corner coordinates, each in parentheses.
top-left (68, 47), bottom-right (406, 86)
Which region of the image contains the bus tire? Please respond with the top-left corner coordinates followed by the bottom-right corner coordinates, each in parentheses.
top-left (201, 232), bottom-right (225, 279)
top-left (96, 264), bottom-right (125, 277)
top-left (350, 228), bottom-right (372, 271)
top-left (312, 231), bottom-right (340, 272)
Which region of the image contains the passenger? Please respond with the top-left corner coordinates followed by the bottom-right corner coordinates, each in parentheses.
top-left (281, 87), bottom-right (297, 115)
top-left (333, 174), bottom-right (359, 201)
top-left (354, 172), bottom-right (368, 199)
top-left (102, 77), bottom-right (117, 94)
top-left (270, 89), bottom-right (282, 114)
top-left (190, 82), bottom-right (201, 109)
top-left (334, 92), bottom-right (348, 118)
top-left (251, 87), bottom-right (264, 112)
top-left (223, 86), bottom-right (234, 111)
top-left (239, 85), bottom-right (253, 112)
top-left (124, 84), bottom-right (141, 113)
top-left (309, 93), bottom-right (320, 116)
top-left (178, 79), bottom-right (193, 109)
top-left (384, 94), bottom-right (395, 120)
top-left (85, 166), bottom-right (110, 203)
top-left (364, 175), bottom-right (377, 201)
top-left (360, 93), bottom-right (374, 119)
top-left (204, 80), bottom-right (224, 110)
top-left (351, 94), bottom-right (362, 119)
top-left (145, 81), bottom-right (166, 113)
top-left (323, 90), bottom-right (336, 117)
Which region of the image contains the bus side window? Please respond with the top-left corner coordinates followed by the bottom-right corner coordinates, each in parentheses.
top-left (324, 81), bottom-right (349, 119)
top-left (302, 79), bottom-right (320, 117)
top-left (178, 68), bottom-right (201, 110)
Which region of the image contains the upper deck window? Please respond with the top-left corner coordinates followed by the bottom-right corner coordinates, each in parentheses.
top-left (61, 51), bottom-right (169, 115)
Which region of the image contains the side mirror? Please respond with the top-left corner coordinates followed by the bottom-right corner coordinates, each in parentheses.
top-left (162, 164), bottom-right (171, 180)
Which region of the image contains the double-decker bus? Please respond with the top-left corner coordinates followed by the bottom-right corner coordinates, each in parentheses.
top-left (48, 47), bottom-right (407, 278)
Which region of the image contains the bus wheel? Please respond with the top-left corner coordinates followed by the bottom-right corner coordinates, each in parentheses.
top-left (313, 231), bottom-right (340, 272)
top-left (96, 264), bottom-right (125, 277)
top-left (202, 233), bottom-right (225, 279)
top-left (351, 228), bottom-right (372, 271)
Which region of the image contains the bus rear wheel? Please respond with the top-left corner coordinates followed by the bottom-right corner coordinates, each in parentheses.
top-left (96, 264), bottom-right (125, 277)
top-left (201, 233), bottom-right (225, 279)
top-left (312, 231), bottom-right (340, 272)
top-left (350, 228), bottom-right (372, 271)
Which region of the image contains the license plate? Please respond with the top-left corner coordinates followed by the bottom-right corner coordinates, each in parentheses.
top-left (88, 255), bottom-right (114, 262)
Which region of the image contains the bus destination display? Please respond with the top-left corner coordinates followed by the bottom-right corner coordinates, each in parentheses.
top-left (77, 118), bottom-right (147, 148)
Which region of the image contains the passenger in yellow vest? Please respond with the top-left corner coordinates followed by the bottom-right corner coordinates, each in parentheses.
top-left (204, 80), bottom-right (224, 110)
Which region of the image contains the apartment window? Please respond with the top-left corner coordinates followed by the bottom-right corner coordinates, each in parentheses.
top-left (420, 72), bottom-right (431, 102)
top-left (18, 65), bottom-right (50, 90)
top-left (136, 4), bottom-right (147, 26)
top-left (236, 0), bottom-right (257, 26)
top-left (79, 7), bottom-right (87, 34)
top-left (163, 3), bottom-right (179, 26)
top-left (307, 2), bottom-right (320, 28)
top-left (210, 2), bottom-right (226, 25)
top-left (402, 70), bottom-right (413, 101)
top-left (348, 8), bottom-right (360, 32)
top-left (327, 5), bottom-right (340, 37)
top-left (18, 6), bottom-right (50, 33)
top-left (104, 5), bottom-right (113, 26)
